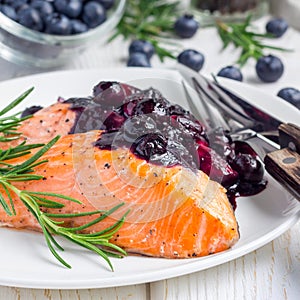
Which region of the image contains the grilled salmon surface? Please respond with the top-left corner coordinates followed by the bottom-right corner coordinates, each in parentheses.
top-left (0, 130), bottom-right (239, 258)
top-left (0, 81), bottom-right (240, 258)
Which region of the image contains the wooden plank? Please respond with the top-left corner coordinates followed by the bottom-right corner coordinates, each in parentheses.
top-left (0, 284), bottom-right (149, 300)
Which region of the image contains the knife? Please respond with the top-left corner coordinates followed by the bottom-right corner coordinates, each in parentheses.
top-left (177, 64), bottom-right (300, 202)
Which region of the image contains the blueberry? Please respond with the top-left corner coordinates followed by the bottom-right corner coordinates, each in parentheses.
top-left (231, 153), bottom-right (264, 183)
top-left (135, 96), bottom-right (169, 116)
top-left (3, 0), bottom-right (27, 11)
top-left (45, 13), bottom-right (72, 35)
top-left (277, 87), bottom-right (300, 109)
top-left (173, 115), bottom-right (207, 141)
top-left (82, 1), bottom-right (106, 28)
top-left (266, 18), bottom-right (288, 38)
top-left (131, 133), bottom-right (168, 162)
top-left (217, 66), bottom-right (243, 82)
top-left (93, 81), bottom-right (140, 98)
top-left (168, 104), bottom-right (188, 116)
top-left (103, 111), bottom-right (126, 131)
top-left (232, 141), bottom-right (258, 157)
top-left (255, 55), bottom-right (284, 83)
top-left (122, 116), bottom-right (157, 143)
top-left (30, 0), bottom-right (54, 18)
top-left (0, 4), bottom-right (18, 21)
top-left (54, 0), bottom-right (82, 18)
top-left (174, 14), bottom-right (199, 38)
top-left (121, 100), bottom-right (138, 117)
top-left (95, 0), bottom-right (115, 9)
top-left (18, 7), bottom-right (43, 31)
top-left (177, 49), bottom-right (205, 72)
top-left (94, 81), bottom-right (133, 107)
top-left (129, 40), bottom-right (155, 59)
top-left (70, 19), bottom-right (88, 34)
top-left (196, 144), bottom-right (239, 188)
top-left (127, 53), bottom-right (151, 67)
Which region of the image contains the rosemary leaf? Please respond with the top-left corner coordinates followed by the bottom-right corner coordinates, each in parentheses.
top-left (0, 89), bottom-right (128, 270)
top-left (0, 87), bottom-right (34, 116)
top-left (215, 17), bottom-right (293, 67)
top-left (111, 0), bottom-right (180, 61)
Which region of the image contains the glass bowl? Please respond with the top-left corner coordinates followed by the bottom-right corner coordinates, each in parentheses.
top-left (0, 0), bottom-right (126, 68)
top-left (191, 0), bottom-right (268, 25)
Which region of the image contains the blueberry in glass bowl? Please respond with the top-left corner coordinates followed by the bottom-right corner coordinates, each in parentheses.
top-left (0, 0), bottom-right (126, 68)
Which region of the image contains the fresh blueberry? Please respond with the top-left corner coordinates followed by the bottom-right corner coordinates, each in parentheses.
top-left (70, 19), bottom-right (88, 34)
top-left (277, 87), bottom-right (300, 109)
top-left (266, 18), bottom-right (288, 38)
top-left (127, 53), bottom-right (151, 67)
top-left (95, 0), bottom-right (115, 9)
top-left (0, 4), bottom-right (18, 21)
top-left (177, 49), bottom-right (205, 72)
top-left (174, 14), bottom-right (199, 38)
top-left (129, 40), bottom-right (155, 59)
top-left (18, 7), bottom-right (43, 31)
top-left (255, 55), bottom-right (284, 83)
top-left (217, 66), bottom-right (243, 82)
top-left (82, 1), bottom-right (106, 28)
top-left (45, 13), bottom-right (72, 35)
top-left (3, 0), bottom-right (27, 11)
top-left (53, 0), bottom-right (82, 18)
top-left (30, 0), bottom-right (54, 18)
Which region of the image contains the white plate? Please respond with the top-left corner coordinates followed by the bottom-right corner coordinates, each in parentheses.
top-left (0, 68), bottom-right (299, 289)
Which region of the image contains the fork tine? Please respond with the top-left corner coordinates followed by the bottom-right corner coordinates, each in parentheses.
top-left (181, 80), bottom-right (230, 132)
top-left (181, 80), bottom-right (206, 124)
top-left (191, 79), bottom-right (231, 131)
top-left (193, 77), bottom-right (254, 129)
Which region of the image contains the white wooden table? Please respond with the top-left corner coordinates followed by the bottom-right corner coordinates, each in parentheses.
top-left (0, 16), bottom-right (299, 300)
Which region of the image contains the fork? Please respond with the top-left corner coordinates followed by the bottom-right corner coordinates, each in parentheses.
top-left (178, 64), bottom-right (300, 202)
top-left (180, 77), bottom-right (280, 158)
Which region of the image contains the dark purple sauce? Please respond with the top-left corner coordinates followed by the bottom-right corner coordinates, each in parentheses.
top-left (21, 105), bottom-right (43, 118)
top-left (63, 81), bottom-right (267, 209)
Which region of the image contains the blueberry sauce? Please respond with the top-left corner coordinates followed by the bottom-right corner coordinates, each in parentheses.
top-left (21, 105), bottom-right (43, 117)
top-left (62, 81), bottom-right (267, 209)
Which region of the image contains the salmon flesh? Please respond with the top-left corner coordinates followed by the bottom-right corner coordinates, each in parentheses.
top-left (0, 82), bottom-right (240, 258)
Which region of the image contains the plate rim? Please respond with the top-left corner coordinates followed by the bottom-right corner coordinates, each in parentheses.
top-left (0, 68), bottom-right (299, 289)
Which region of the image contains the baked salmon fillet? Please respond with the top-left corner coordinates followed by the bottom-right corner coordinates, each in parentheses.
top-left (0, 130), bottom-right (239, 258)
top-left (0, 81), bottom-right (255, 258)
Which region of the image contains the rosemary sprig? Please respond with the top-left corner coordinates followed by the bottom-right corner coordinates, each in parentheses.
top-left (0, 90), bottom-right (128, 270)
top-left (110, 0), bottom-right (180, 61)
top-left (216, 16), bottom-right (292, 67)
top-left (0, 87), bottom-right (34, 142)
